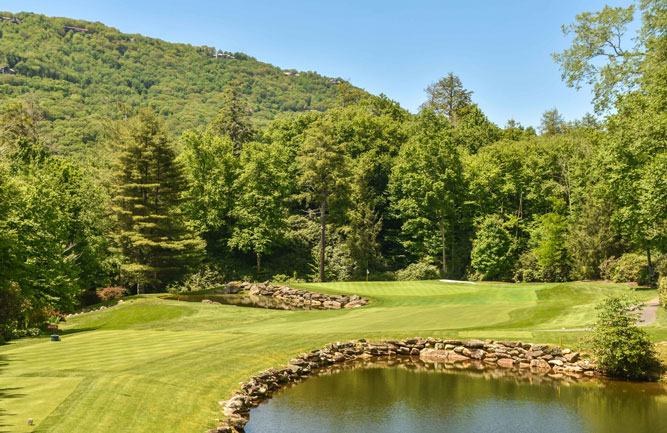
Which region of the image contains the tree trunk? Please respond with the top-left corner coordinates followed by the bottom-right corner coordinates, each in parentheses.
top-left (319, 200), bottom-right (327, 282)
top-left (257, 253), bottom-right (261, 273)
top-left (647, 248), bottom-right (653, 277)
top-left (439, 219), bottom-right (447, 274)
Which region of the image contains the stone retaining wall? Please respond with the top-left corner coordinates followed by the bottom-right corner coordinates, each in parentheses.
top-left (222, 281), bottom-right (369, 309)
top-left (207, 337), bottom-right (597, 433)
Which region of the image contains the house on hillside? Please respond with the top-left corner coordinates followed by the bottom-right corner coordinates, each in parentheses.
top-left (328, 78), bottom-right (341, 84)
top-left (64, 26), bottom-right (89, 33)
top-left (0, 66), bottom-right (16, 74)
top-left (213, 52), bottom-right (235, 59)
top-left (283, 70), bottom-right (300, 76)
top-left (0, 16), bottom-right (22, 23)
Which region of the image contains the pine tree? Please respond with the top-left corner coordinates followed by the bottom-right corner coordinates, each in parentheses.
top-left (296, 118), bottom-right (350, 282)
top-left (421, 73), bottom-right (473, 126)
top-left (210, 83), bottom-right (255, 154)
top-left (111, 109), bottom-right (203, 292)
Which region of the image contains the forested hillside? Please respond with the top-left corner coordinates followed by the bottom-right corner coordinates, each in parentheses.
top-left (0, 11), bottom-right (348, 152)
top-left (0, 1), bottom-right (665, 342)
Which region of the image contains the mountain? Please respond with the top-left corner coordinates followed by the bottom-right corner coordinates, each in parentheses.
top-left (0, 11), bottom-right (354, 152)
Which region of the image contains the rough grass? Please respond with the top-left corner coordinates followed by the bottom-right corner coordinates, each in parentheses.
top-left (0, 280), bottom-right (663, 433)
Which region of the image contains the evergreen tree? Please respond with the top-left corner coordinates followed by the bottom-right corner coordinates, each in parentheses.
top-left (210, 83), bottom-right (255, 153)
top-left (421, 73), bottom-right (473, 126)
top-left (296, 118), bottom-right (350, 282)
top-left (111, 109), bottom-right (203, 292)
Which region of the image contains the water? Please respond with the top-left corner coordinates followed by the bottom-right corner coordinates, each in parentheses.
top-left (163, 294), bottom-right (317, 310)
top-left (245, 360), bottom-right (667, 433)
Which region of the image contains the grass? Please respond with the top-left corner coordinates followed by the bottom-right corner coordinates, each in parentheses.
top-left (0, 280), bottom-right (664, 432)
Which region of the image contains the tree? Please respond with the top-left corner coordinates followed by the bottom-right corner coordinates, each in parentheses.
top-left (210, 83), bottom-right (255, 153)
top-left (470, 215), bottom-right (513, 280)
top-left (389, 110), bottom-right (464, 273)
top-left (111, 109), bottom-right (203, 292)
top-left (566, 197), bottom-right (621, 280)
top-left (420, 73), bottom-right (473, 126)
top-left (296, 118), bottom-right (350, 282)
top-left (587, 295), bottom-right (663, 380)
top-left (180, 129), bottom-right (239, 255)
top-left (229, 141), bottom-right (292, 272)
top-left (344, 155), bottom-right (383, 276)
top-left (539, 108), bottom-right (566, 136)
top-left (530, 201), bottom-right (570, 281)
top-left (552, 4), bottom-right (641, 113)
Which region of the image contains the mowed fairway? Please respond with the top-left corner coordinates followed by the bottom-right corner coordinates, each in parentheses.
top-left (0, 280), bottom-right (664, 433)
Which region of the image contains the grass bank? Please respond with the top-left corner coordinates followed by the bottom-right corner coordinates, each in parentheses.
top-left (0, 280), bottom-right (663, 432)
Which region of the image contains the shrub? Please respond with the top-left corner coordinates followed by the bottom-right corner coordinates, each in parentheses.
top-left (470, 214), bottom-right (513, 280)
top-left (599, 253), bottom-right (651, 285)
top-left (168, 266), bottom-right (225, 294)
top-left (96, 286), bottom-right (127, 301)
top-left (658, 277), bottom-right (667, 308)
top-left (396, 261), bottom-right (440, 281)
top-left (587, 295), bottom-right (663, 380)
top-left (271, 273), bottom-right (307, 284)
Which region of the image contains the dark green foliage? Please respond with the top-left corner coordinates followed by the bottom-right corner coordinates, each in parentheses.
top-left (470, 215), bottom-right (513, 280)
top-left (587, 295), bottom-right (663, 380)
top-left (111, 109), bottom-right (203, 292)
top-left (599, 253), bottom-right (655, 285)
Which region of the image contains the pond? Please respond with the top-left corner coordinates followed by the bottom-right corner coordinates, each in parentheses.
top-left (163, 294), bottom-right (319, 310)
top-left (244, 359), bottom-right (667, 433)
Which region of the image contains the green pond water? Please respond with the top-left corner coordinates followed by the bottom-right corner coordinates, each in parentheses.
top-left (244, 362), bottom-right (667, 433)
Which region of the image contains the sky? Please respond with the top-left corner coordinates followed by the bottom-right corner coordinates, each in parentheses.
top-left (2, 0), bottom-right (635, 128)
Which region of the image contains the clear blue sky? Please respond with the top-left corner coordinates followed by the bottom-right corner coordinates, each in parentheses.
top-left (3, 0), bottom-right (634, 128)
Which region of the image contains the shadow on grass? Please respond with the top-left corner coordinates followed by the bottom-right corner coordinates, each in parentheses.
top-left (0, 354), bottom-right (26, 433)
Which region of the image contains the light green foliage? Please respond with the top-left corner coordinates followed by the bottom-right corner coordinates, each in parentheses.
top-left (588, 295), bottom-right (663, 380)
top-left (658, 277), bottom-right (667, 307)
top-left (599, 253), bottom-right (654, 285)
top-left (111, 110), bottom-right (203, 291)
top-left (539, 108), bottom-right (566, 135)
top-left (179, 129), bottom-right (239, 252)
top-left (470, 214), bottom-right (513, 280)
top-left (553, 4), bottom-right (641, 112)
top-left (395, 261), bottom-right (440, 281)
top-left (453, 105), bottom-right (501, 153)
top-left (229, 141), bottom-right (292, 270)
top-left (389, 110), bottom-right (464, 274)
top-left (530, 204), bottom-right (570, 281)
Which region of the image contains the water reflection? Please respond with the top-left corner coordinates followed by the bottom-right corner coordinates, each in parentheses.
top-left (245, 358), bottom-right (667, 433)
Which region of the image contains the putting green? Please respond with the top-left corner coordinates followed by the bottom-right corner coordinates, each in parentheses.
top-left (0, 280), bottom-right (663, 433)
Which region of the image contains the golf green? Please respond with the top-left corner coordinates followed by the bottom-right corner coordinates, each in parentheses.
top-left (0, 280), bottom-right (663, 433)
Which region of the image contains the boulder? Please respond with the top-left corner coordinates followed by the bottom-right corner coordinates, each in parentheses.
top-left (420, 349), bottom-right (469, 363)
top-left (497, 358), bottom-right (515, 368)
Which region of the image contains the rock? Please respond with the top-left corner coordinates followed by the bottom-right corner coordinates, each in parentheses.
top-left (548, 359), bottom-right (564, 366)
top-left (530, 359), bottom-right (551, 371)
top-left (564, 352), bottom-right (580, 363)
top-left (469, 349), bottom-right (486, 360)
top-left (322, 301), bottom-right (342, 309)
top-left (497, 358), bottom-right (515, 368)
top-left (420, 349), bottom-right (469, 363)
top-left (465, 339), bottom-right (485, 348)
